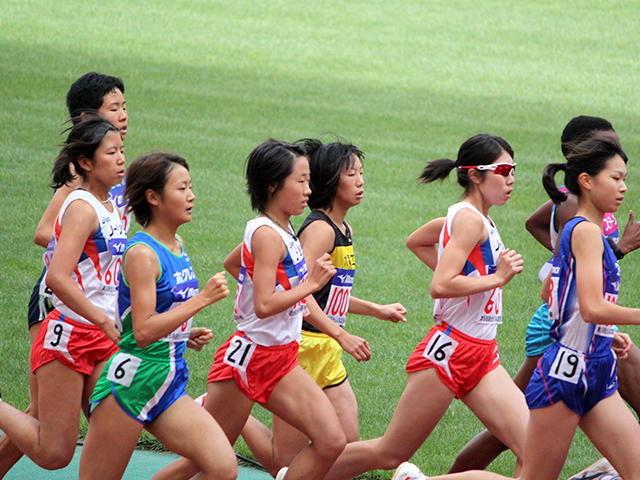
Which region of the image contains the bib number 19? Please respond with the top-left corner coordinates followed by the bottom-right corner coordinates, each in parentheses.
top-left (549, 346), bottom-right (584, 384)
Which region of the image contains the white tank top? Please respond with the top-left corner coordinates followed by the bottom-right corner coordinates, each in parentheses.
top-left (233, 217), bottom-right (309, 346)
top-left (44, 189), bottom-right (126, 325)
top-left (433, 202), bottom-right (504, 340)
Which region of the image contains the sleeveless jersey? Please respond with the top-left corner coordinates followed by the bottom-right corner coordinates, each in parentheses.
top-left (433, 202), bottom-right (504, 340)
top-left (548, 217), bottom-right (618, 355)
top-left (117, 232), bottom-right (199, 359)
top-left (43, 189), bottom-right (126, 325)
top-left (298, 210), bottom-right (355, 331)
top-left (108, 180), bottom-right (132, 233)
top-left (233, 217), bottom-right (308, 346)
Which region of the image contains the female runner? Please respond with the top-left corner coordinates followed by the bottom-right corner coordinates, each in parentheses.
top-left (323, 133), bottom-right (528, 480)
top-left (0, 117), bottom-right (125, 469)
top-left (240, 138), bottom-right (406, 476)
top-left (153, 139), bottom-right (370, 480)
top-left (394, 132), bottom-right (640, 480)
top-left (78, 153), bottom-right (236, 480)
top-left (0, 72), bottom-right (130, 477)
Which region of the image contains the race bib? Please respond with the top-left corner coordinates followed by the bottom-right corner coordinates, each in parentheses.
top-left (223, 335), bottom-right (257, 386)
top-left (549, 346), bottom-right (585, 385)
top-left (423, 329), bottom-right (458, 378)
top-left (160, 317), bottom-right (193, 343)
top-left (44, 320), bottom-right (73, 354)
top-left (106, 352), bottom-right (142, 388)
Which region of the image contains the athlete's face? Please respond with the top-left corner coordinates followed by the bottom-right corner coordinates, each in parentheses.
top-left (477, 150), bottom-right (515, 207)
top-left (98, 88), bottom-right (128, 140)
top-left (86, 130), bottom-right (125, 191)
top-left (589, 155), bottom-right (627, 214)
top-left (335, 155), bottom-right (364, 209)
top-left (271, 156), bottom-right (311, 217)
top-left (156, 165), bottom-right (195, 226)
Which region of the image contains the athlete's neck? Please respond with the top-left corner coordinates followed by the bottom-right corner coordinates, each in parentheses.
top-left (576, 203), bottom-right (605, 232)
top-left (143, 222), bottom-right (181, 254)
top-left (321, 204), bottom-right (348, 234)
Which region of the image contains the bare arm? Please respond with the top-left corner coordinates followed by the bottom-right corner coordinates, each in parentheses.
top-left (525, 201), bottom-right (553, 251)
top-left (45, 199), bottom-right (120, 343)
top-left (223, 243), bottom-right (242, 280)
top-left (573, 221), bottom-right (640, 325)
top-left (251, 225), bottom-right (334, 318)
top-left (125, 243), bottom-right (229, 349)
top-left (430, 208), bottom-right (523, 299)
top-left (406, 217), bottom-right (445, 271)
top-left (33, 183), bottom-right (77, 247)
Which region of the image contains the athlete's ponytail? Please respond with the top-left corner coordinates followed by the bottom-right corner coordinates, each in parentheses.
top-left (419, 134), bottom-right (514, 194)
top-left (51, 116), bottom-right (119, 189)
top-left (542, 163), bottom-right (568, 204)
top-left (543, 131), bottom-right (627, 202)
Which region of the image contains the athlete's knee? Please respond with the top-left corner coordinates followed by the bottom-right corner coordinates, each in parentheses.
top-left (312, 427), bottom-right (346, 463)
top-left (36, 444), bottom-right (75, 470)
top-left (199, 457), bottom-right (238, 480)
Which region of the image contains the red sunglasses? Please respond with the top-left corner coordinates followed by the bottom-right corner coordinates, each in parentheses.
top-left (459, 162), bottom-right (516, 177)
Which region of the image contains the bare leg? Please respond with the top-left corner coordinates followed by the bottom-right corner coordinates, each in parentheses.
top-left (241, 414), bottom-right (280, 476)
top-left (151, 379), bottom-right (254, 480)
top-left (616, 344), bottom-right (640, 420)
top-left (449, 355), bottom-right (540, 473)
top-left (0, 361), bottom-right (83, 469)
top-left (325, 369), bottom-right (454, 480)
top-left (580, 392), bottom-right (640, 480)
top-left (79, 395), bottom-right (144, 480)
top-left (264, 366), bottom-right (346, 480)
top-left (0, 323), bottom-right (42, 477)
top-left (461, 366), bottom-right (529, 475)
top-left (149, 396), bottom-right (237, 480)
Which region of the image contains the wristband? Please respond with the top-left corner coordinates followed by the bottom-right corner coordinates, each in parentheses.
top-left (606, 236), bottom-right (625, 260)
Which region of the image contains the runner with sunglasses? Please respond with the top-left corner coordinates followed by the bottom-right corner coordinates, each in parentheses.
top-left (318, 134), bottom-right (529, 480)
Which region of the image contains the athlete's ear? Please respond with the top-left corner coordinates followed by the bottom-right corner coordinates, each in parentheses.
top-left (77, 155), bottom-right (93, 175)
top-left (146, 188), bottom-right (161, 207)
top-left (468, 168), bottom-right (482, 185)
top-left (577, 172), bottom-right (593, 192)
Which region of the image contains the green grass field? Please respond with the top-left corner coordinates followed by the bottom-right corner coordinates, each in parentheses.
top-left (2, 1), bottom-right (640, 478)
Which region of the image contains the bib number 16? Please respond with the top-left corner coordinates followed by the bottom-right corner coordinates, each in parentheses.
top-left (423, 330), bottom-right (458, 368)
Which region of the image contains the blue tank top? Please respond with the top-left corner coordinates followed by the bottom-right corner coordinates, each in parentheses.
top-left (548, 217), bottom-right (619, 355)
top-left (117, 232), bottom-right (199, 360)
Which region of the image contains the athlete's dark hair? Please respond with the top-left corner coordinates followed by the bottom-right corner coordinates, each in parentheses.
top-left (246, 139), bottom-right (307, 212)
top-left (296, 138), bottom-right (364, 210)
top-left (125, 153), bottom-right (189, 227)
top-left (66, 72), bottom-right (125, 120)
top-left (51, 116), bottom-right (119, 188)
top-left (560, 116), bottom-right (615, 157)
top-left (418, 134), bottom-right (514, 194)
top-left (543, 131), bottom-right (627, 204)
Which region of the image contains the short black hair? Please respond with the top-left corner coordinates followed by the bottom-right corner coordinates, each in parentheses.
top-left (125, 153), bottom-right (189, 227)
top-left (297, 138), bottom-right (364, 210)
top-left (66, 72), bottom-right (125, 119)
top-left (246, 139), bottom-right (307, 212)
top-left (561, 116), bottom-right (615, 157)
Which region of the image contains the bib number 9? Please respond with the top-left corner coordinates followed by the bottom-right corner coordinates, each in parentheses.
top-left (549, 346), bottom-right (585, 385)
top-left (106, 352), bottom-right (142, 388)
top-left (44, 321), bottom-right (73, 354)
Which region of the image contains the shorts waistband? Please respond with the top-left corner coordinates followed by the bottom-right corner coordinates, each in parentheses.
top-left (47, 309), bottom-right (105, 331)
top-left (435, 322), bottom-right (495, 345)
top-left (234, 331), bottom-right (299, 350)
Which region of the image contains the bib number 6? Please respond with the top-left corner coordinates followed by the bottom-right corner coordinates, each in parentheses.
top-left (106, 352), bottom-right (142, 388)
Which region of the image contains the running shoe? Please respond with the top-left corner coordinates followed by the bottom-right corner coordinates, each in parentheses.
top-left (275, 466), bottom-right (288, 480)
top-left (392, 461), bottom-right (428, 480)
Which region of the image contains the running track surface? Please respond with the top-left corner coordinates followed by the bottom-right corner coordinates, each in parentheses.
top-left (4, 446), bottom-right (271, 479)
